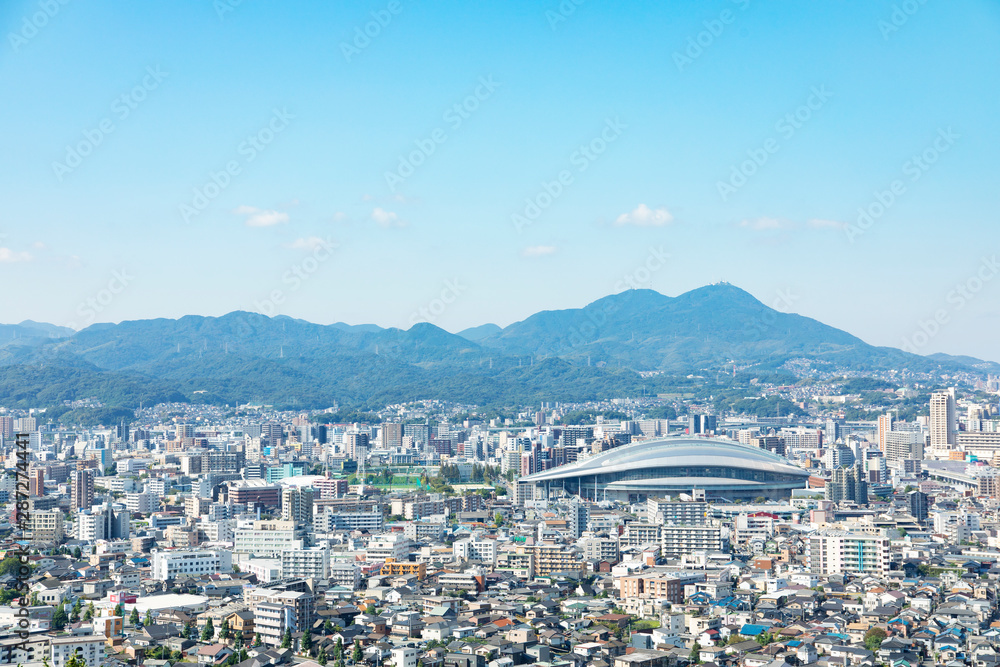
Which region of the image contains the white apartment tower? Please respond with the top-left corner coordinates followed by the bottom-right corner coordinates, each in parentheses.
top-left (929, 388), bottom-right (957, 457)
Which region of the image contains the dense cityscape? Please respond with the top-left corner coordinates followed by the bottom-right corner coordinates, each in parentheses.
top-left (5, 3), bottom-right (997, 667)
top-left (3, 368), bottom-right (1000, 667)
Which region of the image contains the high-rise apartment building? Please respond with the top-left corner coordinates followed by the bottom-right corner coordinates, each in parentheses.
top-left (807, 530), bottom-right (890, 575)
top-left (382, 423), bottom-right (403, 448)
top-left (930, 388), bottom-right (957, 456)
top-left (877, 414), bottom-right (893, 452)
top-left (281, 487), bottom-right (315, 526)
top-left (70, 468), bottom-right (95, 510)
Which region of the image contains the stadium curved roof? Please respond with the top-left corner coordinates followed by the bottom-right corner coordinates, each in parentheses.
top-left (521, 436), bottom-right (809, 483)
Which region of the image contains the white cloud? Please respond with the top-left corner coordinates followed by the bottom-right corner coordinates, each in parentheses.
top-left (234, 205), bottom-right (289, 227)
top-left (739, 217), bottom-right (789, 231)
top-left (614, 204), bottom-right (673, 227)
top-left (807, 218), bottom-right (848, 230)
top-left (372, 207), bottom-right (405, 228)
top-left (0, 248), bottom-right (32, 263)
top-left (287, 237), bottom-right (328, 251)
top-left (522, 245), bottom-right (557, 257)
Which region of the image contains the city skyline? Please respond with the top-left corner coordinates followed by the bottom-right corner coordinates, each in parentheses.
top-left (3, 1), bottom-right (999, 361)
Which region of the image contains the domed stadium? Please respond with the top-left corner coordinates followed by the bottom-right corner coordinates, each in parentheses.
top-left (519, 437), bottom-right (810, 503)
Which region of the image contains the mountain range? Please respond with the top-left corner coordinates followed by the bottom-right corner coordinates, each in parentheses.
top-left (0, 284), bottom-right (994, 411)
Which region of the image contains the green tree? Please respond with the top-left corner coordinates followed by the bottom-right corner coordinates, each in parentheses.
top-left (220, 617), bottom-right (232, 640)
top-left (66, 648), bottom-right (87, 667)
top-left (184, 620), bottom-right (195, 639)
top-left (253, 633), bottom-right (262, 648)
top-left (302, 629), bottom-right (312, 654)
top-left (113, 603), bottom-right (124, 618)
top-left (280, 628), bottom-right (292, 649)
top-left (52, 602), bottom-right (68, 630)
top-left (129, 607), bottom-right (140, 626)
top-left (202, 618), bottom-right (215, 641)
top-left (864, 627), bottom-right (887, 652)
top-left (83, 602), bottom-right (94, 622)
top-left (318, 647), bottom-right (329, 666)
top-left (352, 643), bottom-right (363, 663)
top-left (334, 638), bottom-right (343, 659)
top-left (689, 643), bottom-right (701, 664)
top-left (0, 557), bottom-right (25, 577)
top-left (145, 609), bottom-right (153, 626)
top-left (71, 599), bottom-right (83, 623)
top-left (756, 632), bottom-right (774, 646)
top-left (494, 512), bottom-right (504, 527)
top-left (72, 546), bottom-right (82, 559)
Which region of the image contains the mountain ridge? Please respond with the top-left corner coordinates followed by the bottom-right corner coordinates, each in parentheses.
top-left (0, 285), bottom-right (993, 410)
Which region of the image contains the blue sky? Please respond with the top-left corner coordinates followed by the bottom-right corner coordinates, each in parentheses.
top-left (2, 0), bottom-right (999, 361)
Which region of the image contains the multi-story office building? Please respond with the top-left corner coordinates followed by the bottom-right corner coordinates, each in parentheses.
top-left (807, 530), bottom-right (891, 575)
top-left (382, 423), bottom-right (403, 448)
top-left (151, 548), bottom-right (233, 580)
